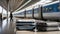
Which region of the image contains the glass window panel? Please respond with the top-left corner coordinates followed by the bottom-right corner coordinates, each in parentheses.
top-left (34, 8), bottom-right (39, 14)
top-left (26, 10), bottom-right (32, 14)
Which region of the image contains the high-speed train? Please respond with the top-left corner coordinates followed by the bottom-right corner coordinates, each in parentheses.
top-left (14, 1), bottom-right (60, 21)
top-left (16, 19), bottom-right (36, 30)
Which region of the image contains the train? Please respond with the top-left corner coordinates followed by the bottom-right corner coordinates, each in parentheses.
top-left (14, 1), bottom-right (60, 21)
top-left (16, 19), bottom-right (36, 30)
top-left (16, 19), bottom-right (60, 31)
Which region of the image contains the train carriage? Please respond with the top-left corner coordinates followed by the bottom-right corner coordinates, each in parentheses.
top-left (14, 1), bottom-right (60, 21)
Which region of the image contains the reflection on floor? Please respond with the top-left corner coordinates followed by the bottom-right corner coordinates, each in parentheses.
top-left (16, 31), bottom-right (60, 34)
top-left (0, 24), bottom-right (1, 31)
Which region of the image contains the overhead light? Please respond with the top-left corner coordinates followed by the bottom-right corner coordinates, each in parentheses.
top-left (15, 0), bottom-right (31, 12)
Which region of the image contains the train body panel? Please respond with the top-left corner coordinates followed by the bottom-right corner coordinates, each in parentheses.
top-left (16, 19), bottom-right (36, 30)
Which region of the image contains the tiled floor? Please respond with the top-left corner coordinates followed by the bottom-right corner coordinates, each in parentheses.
top-left (16, 31), bottom-right (60, 34)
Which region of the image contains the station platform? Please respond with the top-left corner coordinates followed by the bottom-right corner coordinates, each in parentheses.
top-left (16, 31), bottom-right (60, 34)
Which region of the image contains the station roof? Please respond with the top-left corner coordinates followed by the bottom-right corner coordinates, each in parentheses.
top-left (0, 0), bottom-right (40, 12)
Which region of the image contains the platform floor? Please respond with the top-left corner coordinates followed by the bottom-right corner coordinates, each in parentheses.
top-left (16, 31), bottom-right (60, 34)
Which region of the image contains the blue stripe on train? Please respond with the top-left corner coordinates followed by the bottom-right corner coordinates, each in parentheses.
top-left (43, 3), bottom-right (60, 13)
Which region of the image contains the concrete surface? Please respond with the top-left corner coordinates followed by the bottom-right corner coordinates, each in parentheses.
top-left (16, 31), bottom-right (60, 34)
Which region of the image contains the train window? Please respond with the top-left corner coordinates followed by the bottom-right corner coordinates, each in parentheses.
top-left (16, 20), bottom-right (34, 23)
top-left (45, 8), bottom-right (48, 12)
top-left (42, 8), bottom-right (44, 11)
top-left (27, 11), bottom-right (31, 14)
top-left (17, 12), bottom-right (24, 15)
top-left (42, 8), bottom-right (45, 12)
top-left (49, 7), bottom-right (53, 12)
top-left (58, 5), bottom-right (60, 10)
top-left (43, 7), bottom-right (52, 13)
top-left (34, 8), bottom-right (39, 14)
top-left (49, 7), bottom-right (52, 10)
top-left (42, 7), bottom-right (47, 13)
top-left (26, 10), bottom-right (32, 14)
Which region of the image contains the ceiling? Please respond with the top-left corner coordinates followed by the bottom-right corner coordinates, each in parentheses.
top-left (0, 0), bottom-right (40, 12)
